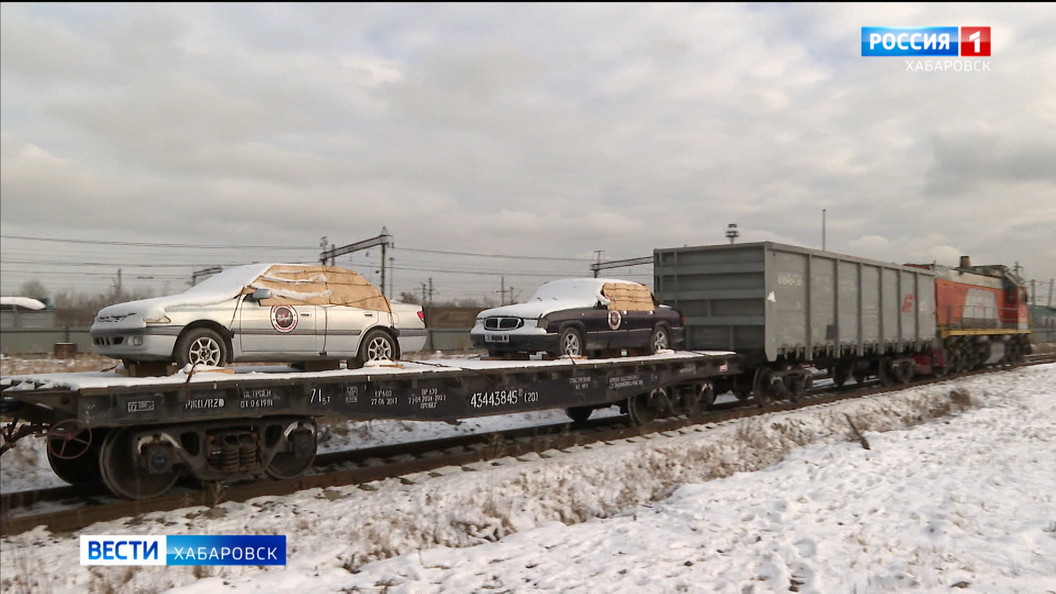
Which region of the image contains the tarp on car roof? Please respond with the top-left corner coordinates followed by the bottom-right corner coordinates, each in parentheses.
top-left (244, 264), bottom-right (392, 312)
top-left (601, 282), bottom-right (655, 311)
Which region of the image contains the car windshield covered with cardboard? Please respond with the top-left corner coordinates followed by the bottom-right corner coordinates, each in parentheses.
top-left (90, 264), bottom-right (425, 369)
top-left (469, 278), bottom-right (684, 358)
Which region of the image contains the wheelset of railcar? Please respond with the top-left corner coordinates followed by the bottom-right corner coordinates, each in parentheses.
top-left (44, 417), bottom-right (319, 499)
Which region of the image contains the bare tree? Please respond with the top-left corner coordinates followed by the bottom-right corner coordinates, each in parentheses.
top-left (18, 279), bottom-right (48, 300)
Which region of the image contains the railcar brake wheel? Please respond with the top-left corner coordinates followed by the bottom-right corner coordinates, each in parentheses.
top-left (99, 427), bottom-right (179, 500)
top-left (46, 419), bottom-right (93, 460)
top-left (46, 421), bottom-right (104, 485)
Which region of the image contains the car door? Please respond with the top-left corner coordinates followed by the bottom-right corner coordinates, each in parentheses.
top-left (616, 307), bottom-right (658, 348)
top-left (237, 295), bottom-right (321, 354)
top-left (320, 304), bottom-right (386, 357)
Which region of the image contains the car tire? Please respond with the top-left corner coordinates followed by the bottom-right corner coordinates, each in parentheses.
top-left (358, 328), bottom-right (398, 366)
top-left (174, 328), bottom-right (228, 367)
top-left (649, 325), bottom-right (670, 354)
top-left (557, 326), bottom-right (585, 358)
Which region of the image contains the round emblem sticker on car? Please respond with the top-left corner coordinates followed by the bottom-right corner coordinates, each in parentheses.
top-left (607, 310), bottom-right (622, 330)
top-left (271, 305), bottom-right (298, 333)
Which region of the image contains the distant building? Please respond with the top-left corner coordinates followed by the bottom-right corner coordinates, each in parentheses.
top-left (1030, 304), bottom-right (1056, 344)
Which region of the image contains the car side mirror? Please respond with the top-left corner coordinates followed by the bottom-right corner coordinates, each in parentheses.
top-left (251, 288), bottom-right (273, 301)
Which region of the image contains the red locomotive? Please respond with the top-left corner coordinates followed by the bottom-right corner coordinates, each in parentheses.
top-left (907, 256), bottom-right (1031, 373)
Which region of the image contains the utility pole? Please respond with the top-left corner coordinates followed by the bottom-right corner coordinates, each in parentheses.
top-left (319, 227), bottom-right (393, 297)
top-left (380, 226), bottom-right (390, 297)
top-left (419, 278), bottom-right (435, 306)
top-left (500, 276), bottom-right (506, 305)
top-left (388, 256), bottom-right (394, 298)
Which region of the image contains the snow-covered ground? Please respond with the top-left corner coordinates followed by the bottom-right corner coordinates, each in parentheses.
top-left (2, 363), bottom-right (1054, 593)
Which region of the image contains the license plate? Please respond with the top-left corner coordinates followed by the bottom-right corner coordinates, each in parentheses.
top-left (485, 334), bottom-right (509, 343)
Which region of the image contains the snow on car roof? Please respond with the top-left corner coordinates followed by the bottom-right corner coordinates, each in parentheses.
top-left (531, 278), bottom-right (653, 311)
top-left (95, 263), bottom-right (275, 319)
top-left (530, 278), bottom-right (643, 302)
top-left (0, 297), bottom-right (46, 310)
top-left (185, 263), bottom-right (276, 298)
top-left (95, 264), bottom-right (390, 320)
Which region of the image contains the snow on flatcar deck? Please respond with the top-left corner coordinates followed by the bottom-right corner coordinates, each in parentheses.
top-left (1, 350), bottom-right (734, 392)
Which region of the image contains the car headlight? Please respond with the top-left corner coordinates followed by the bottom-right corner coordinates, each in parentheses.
top-left (143, 316), bottom-right (171, 324)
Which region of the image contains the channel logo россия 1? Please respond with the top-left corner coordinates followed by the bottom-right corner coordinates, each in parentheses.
top-left (861, 27), bottom-right (990, 57)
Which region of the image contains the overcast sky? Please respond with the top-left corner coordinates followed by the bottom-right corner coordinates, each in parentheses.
top-left (2, 3), bottom-right (1054, 303)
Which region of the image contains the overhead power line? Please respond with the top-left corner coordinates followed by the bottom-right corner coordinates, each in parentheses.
top-left (2, 234), bottom-right (599, 263)
top-left (1, 234), bottom-right (312, 251)
top-left (398, 247), bottom-right (592, 262)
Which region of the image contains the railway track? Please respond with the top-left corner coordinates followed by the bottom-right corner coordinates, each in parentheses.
top-left (2, 355), bottom-right (1053, 537)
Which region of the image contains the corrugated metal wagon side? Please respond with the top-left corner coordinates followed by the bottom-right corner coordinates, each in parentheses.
top-left (654, 242), bottom-right (937, 402)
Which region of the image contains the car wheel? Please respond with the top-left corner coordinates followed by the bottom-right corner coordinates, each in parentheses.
top-left (649, 325), bottom-right (670, 354)
top-left (359, 329), bottom-right (398, 366)
top-left (174, 328), bottom-right (227, 367)
top-left (558, 327), bottom-right (585, 358)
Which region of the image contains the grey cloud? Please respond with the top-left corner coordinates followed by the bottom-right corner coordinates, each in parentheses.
top-left (925, 131), bottom-right (1056, 195)
top-left (2, 4), bottom-right (1054, 297)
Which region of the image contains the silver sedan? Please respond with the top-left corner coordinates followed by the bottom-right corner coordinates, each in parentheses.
top-left (90, 264), bottom-right (425, 369)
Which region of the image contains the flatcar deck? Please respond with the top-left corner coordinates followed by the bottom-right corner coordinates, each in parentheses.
top-left (2, 351), bottom-right (740, 428)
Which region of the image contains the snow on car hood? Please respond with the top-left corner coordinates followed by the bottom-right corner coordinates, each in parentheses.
top-left (95, 263), bottom-right (273, 321)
